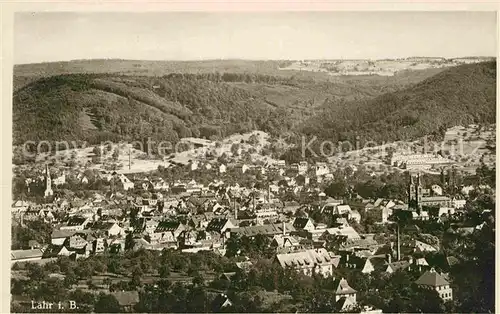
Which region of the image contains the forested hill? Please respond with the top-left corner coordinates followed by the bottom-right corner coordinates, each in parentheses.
top-left (13, 74), bottom-right (295, 146)
top-left (300, 61), bottom-right (496, 145)
top-left (13, 63), bottom-right (446, 147)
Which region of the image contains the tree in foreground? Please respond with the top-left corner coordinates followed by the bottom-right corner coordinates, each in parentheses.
top-left (94, 293), bottom-right (121, 313)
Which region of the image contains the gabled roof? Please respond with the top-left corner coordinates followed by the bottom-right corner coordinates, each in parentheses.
top-left (235, 261), bottom-right (253, 270)
top-left (293, 217), bottom-right (312, 229)
top-left (51, 229), bottom-right (77, 239)
top-left (446, 256), bottom-right (460, 267)
top-left (212, 294), bottom-right (233, 311)
top-left (336, 296), bottom-right (356, 311)
top-left (272, 234), bottom-right (300, 247)
top-left (387, 260), bottom-right (411, 272)
top-left (42, 244), bottom-right (68, 258)
top-left (276, 248), bottom-right (339, 269)
top-left (415, 257), bottom-right (429, 266)
top-left (155, 221), bottom-right (183, 232)
top-left (206, 218), bottom-right (234, 233)
top-left (324, 226), bottom-right (361, 240)
top-left (333, 278), bottom-right (357, 295)
top-left (337, 204), bottom-right (352, 212)
top-left (64, 216), bottom-right (88, 226)
top-left (415, 269), bottom-right (450, 287)
top-left (11, 248), bottom-right (44, 260)
top-left (230, 223), bottom-right (295, 237)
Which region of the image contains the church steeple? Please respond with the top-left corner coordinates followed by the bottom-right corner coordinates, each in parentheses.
top-left (44, 164), bottom-right (53, 198)
top-left (408, 172), bottom-right (422, 211)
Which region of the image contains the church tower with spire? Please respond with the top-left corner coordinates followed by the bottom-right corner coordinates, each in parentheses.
top-left (44, 164), bottom-right (53, 198)
top-left (408, 172), bottom-right (422, 211)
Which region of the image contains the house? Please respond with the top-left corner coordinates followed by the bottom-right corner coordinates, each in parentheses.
top-left (152, 178), bottom-right (169, 191)
top-left (381, 207), bottom-right (393, 224)
top-left (233, 163), bottom-right (249, 174)
top-left (235, 261), bottom-right (253, 272)
top-left (211, 294), bottom-right (233, 312)
top-left (135, 199), bottom-right (152, 213)
top-left (28, 240), bottom-right (41, 249)
top-left (188, 214), bottom-right (211, 230)
top-left (275, 248), bottom-right (340, 277)
top-left (415, 257), bottom-right (429, 267)
top-left (275, 160), bottom-right (286, 168)
top-left (11, 248), bottom-right (45, 265)
top-left (364, 202), bottom-right (375, 212)
top-left (118, 174), bottom-right (134, 191)
top-left (322, 225), bottom-right (361, 241)
top-left (385, 260), bottom-right (411, 274)
top-left (348, 210), bottom-right (361, 223)
top-left (360, 306), bottom-right (383, 314)
top-left (88, 222), bottom-right (124, 237)
top-left (93, 238), bottom-right (106, 254)
top-left (154, 221), bottom-right (186, 239)
top-left (178, 230), bottom-right (199, 247)
top-left (415, 268), bottom-right (453, 301)
top-left (43, 245), bottom-right (72, 258)
top-left (333, 277), bottom-right (357, 303)
top-left (298, 161), bottom-right (308, 174)
top-left (59, 216), bottom-right (91, 231)
top-left (342, 254), bottom-right (375, 274)
top-left (314, 162), bottom-right (330, 176)
top-left (111, 291), bottom-right (140, 312)
top-left (336, 205), bottom-right (352, 215)
top-left (451, 198), bottom-right (467, 209)
top-left (162, 198), bottom-right (180, 213)
top-left (271, 234), bottom-right (302, 252)
top-left (431, 185), bottom-right (443, 196)
top-left (219, 164), bottom-right (227, 174)
top-left (206, 218), bottom-right (237, 234)
top-left (229, 223), bottom-right (295, 238)
top-left (66, 234), bottom-right (88, 249)
top-left (320, 199), bottom-right (344, 214)
top-left (446, 256), bottom-right (460, 268)
top-left (190, 160), bottom-right (199, 171)
top-left (292, 217), bottom-right (315, 232)
top-left (11, 200), bottom-right (30, 213)
top-left (413, 240), bottom-right (438, 254)
top-left (51, 230), bottom-right (76, 245)
top-left (336, 295), bottom-right (357, 312)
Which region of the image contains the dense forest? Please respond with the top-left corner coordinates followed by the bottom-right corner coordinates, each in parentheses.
top-left (13, 73), bottom-right (293, 148)
top-left (13, 60), bottom-right (447, 151)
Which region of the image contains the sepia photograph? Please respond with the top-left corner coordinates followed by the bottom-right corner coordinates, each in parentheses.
top-left (9, 9), bottom-right (497, 314)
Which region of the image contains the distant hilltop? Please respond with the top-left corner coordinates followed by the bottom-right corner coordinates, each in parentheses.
top-left (278, 57), bottom-right (495, 77)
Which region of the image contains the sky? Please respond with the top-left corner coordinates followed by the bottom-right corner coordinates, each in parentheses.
top-left (14, 11), bottom-right (497, 64)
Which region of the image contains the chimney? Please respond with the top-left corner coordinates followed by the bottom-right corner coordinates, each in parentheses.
top-left (234, 199), bottom-right (237, 220)
top-left (386, 253), bottom-right (392, 264)
top-left (396, 224), bottom-right (401, 261)
top-left (282, 221), bottom-right (286, 236)
top-left (253, 191), bottom-right (256, 210)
